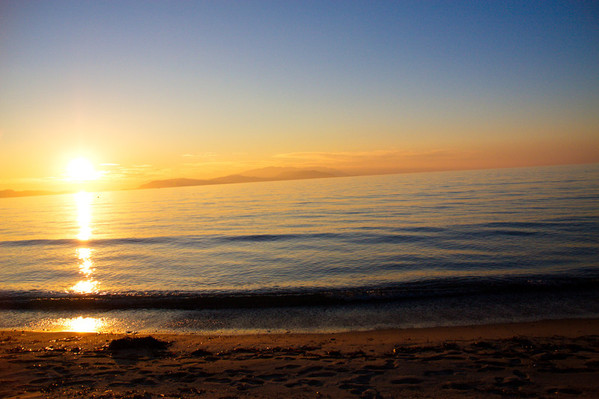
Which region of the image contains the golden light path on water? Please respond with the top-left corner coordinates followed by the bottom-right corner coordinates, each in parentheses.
top-left (71, 191), bottom-right (99, 295)
top-left (54, 191), bottom-right (107, 333)
top-left (75, 191), bottom-right (92, 242)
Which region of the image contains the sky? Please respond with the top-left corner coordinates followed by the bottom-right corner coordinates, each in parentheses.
top-left (1, 0), bottom-right (598, 191)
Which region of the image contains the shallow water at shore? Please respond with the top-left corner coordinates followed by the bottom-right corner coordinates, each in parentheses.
top-left (1, 164), bottom-right (598, 332)
top-left (2, 287), bottom-right (598, 334)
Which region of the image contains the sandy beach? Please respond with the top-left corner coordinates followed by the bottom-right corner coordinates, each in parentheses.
top-left (0, 318), bottom-right (598, 398)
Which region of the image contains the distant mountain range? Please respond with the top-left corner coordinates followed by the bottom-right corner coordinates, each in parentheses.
top-left (0, 167), bottom-right (349, 198)
top-left (138, 167), bottom-right (347, 189)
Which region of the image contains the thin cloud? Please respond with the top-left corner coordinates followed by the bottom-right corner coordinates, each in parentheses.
top-left (274, 149), bottom-right (454, 164)
top-left (181, 152), bottom-right (218, 159)
top-left (271, 149), bottom-right (465, 174)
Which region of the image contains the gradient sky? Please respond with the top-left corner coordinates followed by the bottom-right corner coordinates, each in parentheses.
top-left (1, 0), bottom-right (598, 191)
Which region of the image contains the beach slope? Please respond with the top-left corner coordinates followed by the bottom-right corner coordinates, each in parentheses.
top-left (1, 318), bottom-right (598, 398)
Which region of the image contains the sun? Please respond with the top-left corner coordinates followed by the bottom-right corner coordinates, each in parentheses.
top-left (66, 157), bottom-right (99, 181)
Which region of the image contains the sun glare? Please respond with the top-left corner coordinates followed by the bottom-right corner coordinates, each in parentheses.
top-left (66, 157), bottom-right (99, 181)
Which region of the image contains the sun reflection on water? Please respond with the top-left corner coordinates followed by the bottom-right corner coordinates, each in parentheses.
top-left (77, 247), bottom-right (94, 276)
top-left (71, 191), bottom-right (100, 294)
top-left (71, 279), bottom-right (99, 294)
top-left (75, 191), bottom-right (93, 241)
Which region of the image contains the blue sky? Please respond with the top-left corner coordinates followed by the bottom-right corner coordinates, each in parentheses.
top-left (1, 1), bottom-right (598, 189)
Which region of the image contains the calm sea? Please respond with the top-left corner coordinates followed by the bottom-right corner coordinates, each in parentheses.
top-left (1, 164), bottom-right (598, 333)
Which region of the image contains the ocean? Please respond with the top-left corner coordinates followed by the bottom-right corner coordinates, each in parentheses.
top-left (1, 164), bottom-right (598, 333)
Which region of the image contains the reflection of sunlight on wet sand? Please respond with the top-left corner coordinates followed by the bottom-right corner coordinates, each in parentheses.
top-left (62, 316), bottom-right (104, 333)
top-left (30, 315), bottom-right (131, 333)
top-left (30, 316), bottom-right (107, 333)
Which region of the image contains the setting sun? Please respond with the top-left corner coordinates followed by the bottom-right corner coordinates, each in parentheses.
top-left (66, 157), bottom-right (99, 182)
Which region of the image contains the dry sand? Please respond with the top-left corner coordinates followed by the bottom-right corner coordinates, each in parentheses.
top-left (1, 318), bottom-right (599, 398)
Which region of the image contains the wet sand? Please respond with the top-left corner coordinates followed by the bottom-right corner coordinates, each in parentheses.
top-left (1, 318), bottom-right (599, 398)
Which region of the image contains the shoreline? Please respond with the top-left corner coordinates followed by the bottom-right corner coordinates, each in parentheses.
top-left (2, 318), bottom-right (599, 398)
